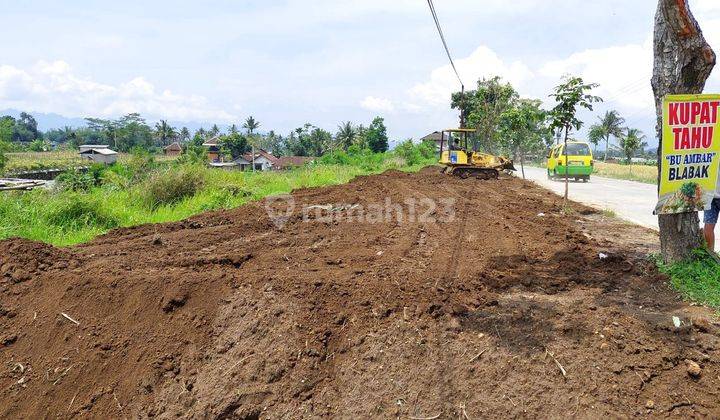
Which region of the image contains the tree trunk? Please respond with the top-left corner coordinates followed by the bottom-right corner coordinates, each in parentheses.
top-left (603, 136), bottom-right (609, 162)
top-left (563, 126), bottom-right (569, 204)
top-left (652, 0), bottom-right (716, 263)
top-left (520, 152), bottom-right (526, 180)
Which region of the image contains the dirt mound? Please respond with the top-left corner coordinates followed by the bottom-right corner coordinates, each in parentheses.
top-left (1, 167), bottom-right (719, 418)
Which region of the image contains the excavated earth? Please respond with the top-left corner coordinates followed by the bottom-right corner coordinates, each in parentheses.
top-left (1, 167), bottom-right (719, 418)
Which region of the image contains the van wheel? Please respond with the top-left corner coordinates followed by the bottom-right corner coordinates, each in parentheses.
top-left (583, 176), bottom-right (589, 183)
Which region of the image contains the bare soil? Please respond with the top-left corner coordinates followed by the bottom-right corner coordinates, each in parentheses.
top-left (1, 167), bottom-right (719, 418)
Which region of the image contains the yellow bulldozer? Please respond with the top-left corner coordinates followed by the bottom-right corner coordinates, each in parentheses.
top-left (438, 128), bottom-right (516, 179)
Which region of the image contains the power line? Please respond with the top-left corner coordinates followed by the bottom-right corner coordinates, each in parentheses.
top-left (426, 0), bottom-right (464, 90)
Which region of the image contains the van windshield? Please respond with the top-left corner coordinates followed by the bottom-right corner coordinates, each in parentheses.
top-left (564, 143), bottom-right (591, 156)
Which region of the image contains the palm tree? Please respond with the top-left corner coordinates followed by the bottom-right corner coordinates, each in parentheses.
top-left (598, 110), bottom-right (625, 162)
top-left (229, 124), bottom-right (239, 135)
top-left (335, 121), bottom-right (356, 151)
top-left (179, 127), bottom-right (190, 143)
top-left (621, 128), bottom-right (646, 165)
top-left (243, 116), bottom-right (261, 171)
top-left (242, 116), bottom-right (260, 135)
top-left (587, 123), bottom-right (606, 156)
top-left (209, 124), bottom-right (221, 137)
top-left (154, 120), bottom-right (177, 146)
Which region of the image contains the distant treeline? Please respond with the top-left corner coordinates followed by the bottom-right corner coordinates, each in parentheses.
top-left (0, 112), bottom-right (392, 158)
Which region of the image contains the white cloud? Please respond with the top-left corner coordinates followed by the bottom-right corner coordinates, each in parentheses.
top-left (0, 60), bottom-right (237, 122)
top-left (360, 96), bottom-right (395, 112)
top-left (540, 40), bottom-right (654, 110)
top-left (695, 0), bottom-right (720, 15)
top-left (407, 46), bottom-right (534, 109)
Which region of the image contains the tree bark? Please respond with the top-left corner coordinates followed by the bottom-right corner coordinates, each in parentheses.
top-left (564, 126), bottom-right (569, 204)
top-left (652, 0), bottom-right (716, 263)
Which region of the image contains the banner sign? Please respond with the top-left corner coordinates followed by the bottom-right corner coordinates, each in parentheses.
top-left (655, 94), bottom-right (720, 215)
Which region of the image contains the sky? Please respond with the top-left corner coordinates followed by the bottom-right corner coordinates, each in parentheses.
top-left (1, 0), bottom-right (720, 147)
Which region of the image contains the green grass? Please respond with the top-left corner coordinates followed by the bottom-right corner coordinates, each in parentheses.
top-left (656, 249), bottom-right (720, 309)
top-left (0, 154), bottom-right (433, 246)
top-left (592, 162), bottom-right (657, 184)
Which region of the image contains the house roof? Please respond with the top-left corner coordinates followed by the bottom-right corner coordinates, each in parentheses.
top-left (79, 147), bottom-right (117, 155)
top-left (79, 144), bottom-right (110, 149)
top-left (209, 162), bottom-right (238, 168)
top-left (232, 156), bottom-right (252, 164)
top-left (276, 156), bottom-right (314, 168)
top-left (201, 136), bottom-right (220, 147)
top-left (164, 142), bottom-right (182, 151)
top-left (242, 149), bottom-right (280, 164)
top-left (421, 132), bottom-right (442, 142)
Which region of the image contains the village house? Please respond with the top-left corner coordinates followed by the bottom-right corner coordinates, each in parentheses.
top-left (78, 145), bottom-right (118, 164)
top-left (202, 136), bottom-right (222, 162)
top-left (241, 149), bottom-right (280, 171)
top-left (420, 131), bottom-right (446, 152)
top-left (164, 142), bottom-right (182, 157)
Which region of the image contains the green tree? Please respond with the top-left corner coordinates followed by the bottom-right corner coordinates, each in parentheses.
top-left (243, 116), bottom-right (261, 170)
top-left (243, 116), bottom-right (260, 135)
top-left (597, 110), bottom-right (625, 161)
top-left (114, 113), bottom-right (153, 152)
top-left (45, 126), bottom-right (76, 144)
top-left (209, 124), bottom-right (221, 137)
top-left (177, 144), bottom-right (207, 165)
top-left (366, 117), bottom-right (389, 153)
top-left (353, 124), bottom-right (368, 149)
top-left (265, 130), bottom-right (286, 156)
top-left (28, 139), bottom-right (50, 152)
top-left (455, 76), bottom-right (518, 152)
top-left (549, 76), bottom-right (602, 204)
top-left (0, 117), bottom-right (14, 144)
top-left (336, 121), bottom-right (356, 150)
top-left (587, 123), bottom-right (605, 156)
top-left (179, 127), bottom-right (191, 143)
top-left (0, 139), bottom-right (8, 172)
top-left (15, 112), bottom-right (40, 142)
top-left (219, 132), bottom-right (249, 158)
top-left (619, 128), bottom-right (647, 164)
top-left (85, 117), bottom-right (118, 148)
top-left (154, 120), bottom-right (177, 146)
top-left (499, 99), bottom-right (550, 179)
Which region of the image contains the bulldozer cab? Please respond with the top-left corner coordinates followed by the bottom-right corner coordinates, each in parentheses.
top-left (439, 128), bottom-right (475, 165)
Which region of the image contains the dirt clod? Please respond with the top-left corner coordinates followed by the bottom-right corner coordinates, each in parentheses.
top-left (686, 359), bottom-right (702, 378)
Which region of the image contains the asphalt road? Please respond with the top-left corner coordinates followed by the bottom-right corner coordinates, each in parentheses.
top-left (520, 166), bottom-right (717, 249)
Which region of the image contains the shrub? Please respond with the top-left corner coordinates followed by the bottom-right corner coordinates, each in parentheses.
top-left (46, 195), bottom-right (119, 229)
top-left (139, 165), bottom-right (205, 208)
top-left (393, 139), bottom-right (436, 166)
top-left (56, 169), bottom-right (96, 191)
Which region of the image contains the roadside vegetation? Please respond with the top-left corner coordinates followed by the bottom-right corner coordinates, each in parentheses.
top-left (0, 144), bottom-right (436, 246)
top-left (592, 161), bottom-right (657, 184)
top-left (655, 249), bottom-right (720, 310)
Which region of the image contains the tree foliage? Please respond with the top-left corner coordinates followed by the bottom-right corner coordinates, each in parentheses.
top-left (597, 110), bottom-right (625, 161)
top-left (219, 132), bottom-right (250, 158)
top-left (499, 99), bottom-right (551, 177)
top-left (548, 76), bottom-right (602, 203)
top-left (619, 128), bottom-right (647, 164)
top-left (453, 77), bottom-right (518, 152)
top-left (366, 117), bottom-right (389, 153)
